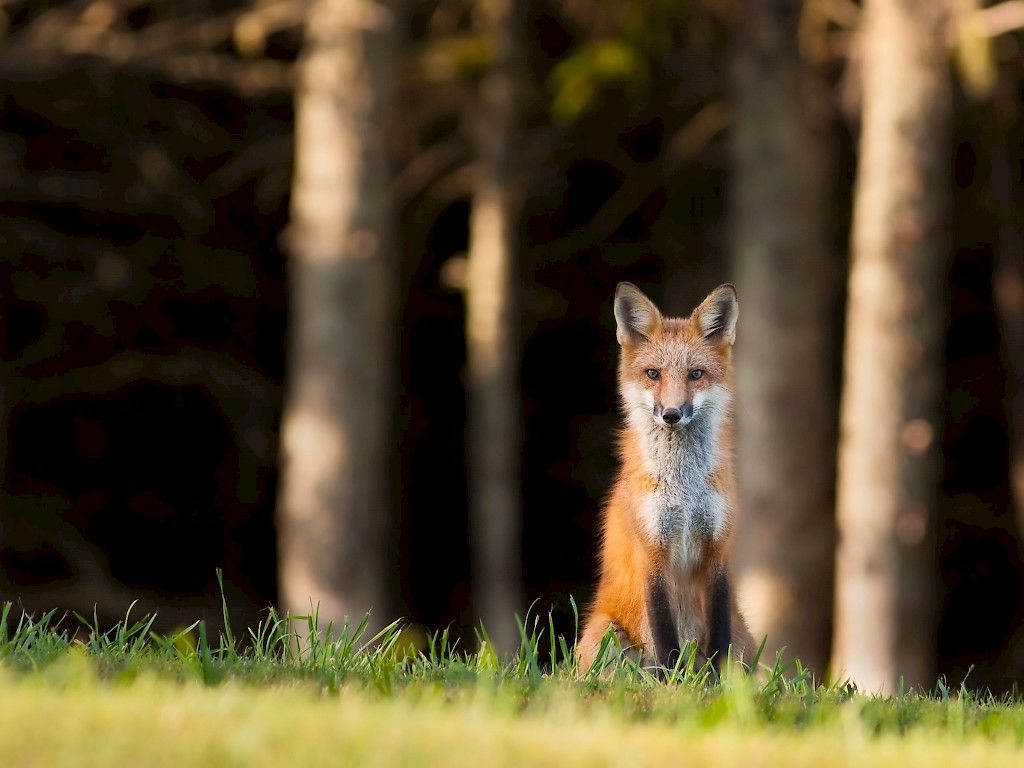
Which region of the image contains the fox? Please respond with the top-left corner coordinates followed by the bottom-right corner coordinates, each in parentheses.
top-left (577, 282), bottom-right (754, 675)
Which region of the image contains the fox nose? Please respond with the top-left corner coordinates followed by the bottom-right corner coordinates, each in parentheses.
top-left (662, 408), bottom-right (682, 425)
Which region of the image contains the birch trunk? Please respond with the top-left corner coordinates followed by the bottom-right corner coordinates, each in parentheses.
top-left (832, 0), bottom-right (952, 694)
top-left (277, 0), bottom-right (398, 633)
top-left (465, 0), bottom-right (525, 655)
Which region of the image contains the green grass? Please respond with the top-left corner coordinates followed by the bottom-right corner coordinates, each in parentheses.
top-left (1, 596), bottom-right (1022, 767)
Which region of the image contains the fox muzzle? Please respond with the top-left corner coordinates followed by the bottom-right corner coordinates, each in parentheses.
top-left (660, 402), bottom-right (694, 426)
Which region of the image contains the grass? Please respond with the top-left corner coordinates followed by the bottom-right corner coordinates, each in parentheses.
top-left (1, 593), bottom-right (1022, 767)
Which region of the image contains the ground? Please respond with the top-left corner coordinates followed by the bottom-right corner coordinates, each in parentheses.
top-left (1, 601), bottom-right (1022, 767)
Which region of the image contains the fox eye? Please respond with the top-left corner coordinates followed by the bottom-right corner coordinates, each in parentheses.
top-left (689, 369), bottom-right (704, 381)
top-left (645, 368), bottom-right (660, 381)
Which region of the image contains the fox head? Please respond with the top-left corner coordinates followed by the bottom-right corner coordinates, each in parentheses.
top-left (613, 282), bottom-right (738, 430)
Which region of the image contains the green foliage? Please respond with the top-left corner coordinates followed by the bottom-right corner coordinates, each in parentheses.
top-left (954, 5), bottom-right (997, 101)
top-left (418, 32), bottom-right (493, 84)
top-left (548, 0), bottom-right (690, 122)
top-left (551, 40), bottom-right (649, 123)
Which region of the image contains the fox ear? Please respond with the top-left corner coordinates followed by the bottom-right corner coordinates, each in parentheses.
top-left (693, 284), bottom-right (738, 345)
top-left (614, 282), bottom-right (662, 346)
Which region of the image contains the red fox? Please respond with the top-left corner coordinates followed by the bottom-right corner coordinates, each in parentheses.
top-left (578, 282), bottom-right (754, 674)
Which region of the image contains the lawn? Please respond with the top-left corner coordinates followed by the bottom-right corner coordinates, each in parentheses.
top-left (1, 599), bottom-right (1022, 767)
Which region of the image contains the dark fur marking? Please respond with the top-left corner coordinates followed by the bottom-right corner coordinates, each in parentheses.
top-left (707, 566), bottom-right (731, 674)
top-left (646, 573), bottom-right (680, 672)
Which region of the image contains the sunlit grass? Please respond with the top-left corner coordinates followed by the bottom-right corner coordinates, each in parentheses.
top-left (1, 585), bottom-right (1022, 767)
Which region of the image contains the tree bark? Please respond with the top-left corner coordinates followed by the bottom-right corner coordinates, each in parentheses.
top-left (991, 141), bottom-right (1024, 544)
top-left (730, 0), bottom-right (836, 676)
top-left (277, 0), bottom-right (398, 634)
top-left (832, 0), bottom-right (951, 694)
top-left (465, 0), bottom-right (525, 655)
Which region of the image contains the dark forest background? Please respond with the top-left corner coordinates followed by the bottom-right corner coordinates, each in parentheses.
top-left (2, 0), bottom-right (1024, 694)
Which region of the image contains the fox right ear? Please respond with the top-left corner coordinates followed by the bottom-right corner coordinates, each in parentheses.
top-left (693, 283), bottom-right (739, 345)
top-left (614, 282), bottom-right (662, 346)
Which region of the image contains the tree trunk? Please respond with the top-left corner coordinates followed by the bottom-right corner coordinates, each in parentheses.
top-left (832, 0), bottom-right (951, 694)
top-left (277, 0), bottom-right (398, 634)
top-left (465, 0), bottom-right (525, 655)
top-left (730, 0), bottom-right (837, 677)
top-left (991, 140), bottom-right (1024, 544)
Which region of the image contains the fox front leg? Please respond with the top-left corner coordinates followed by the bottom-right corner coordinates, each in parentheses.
top-left (706, 565), bottom-right (732, 674)
top-left (646, 572), bottom-right (681, 674)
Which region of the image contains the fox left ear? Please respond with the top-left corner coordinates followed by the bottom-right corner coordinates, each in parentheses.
top-left (614, 282), bottom-right (662, 347)
top-left (693, 284), bottom-right (738, 345)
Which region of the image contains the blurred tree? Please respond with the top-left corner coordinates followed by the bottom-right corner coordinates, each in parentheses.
top-left (465, 0), bottom-right (526, 655)
top-left (991, 136), bottom-right (1024, 541)
top-left (277, 0), bottom-right (399, 632)
top-left (997, 237), bottom-right (1024, 546)
top-left (730, 0), bottom-right (836, 676)
top-left (832, 0), bottom-right (952, 693)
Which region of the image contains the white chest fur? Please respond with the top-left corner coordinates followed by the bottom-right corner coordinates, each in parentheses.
top-left (634, 406), bottom-right (728, 572)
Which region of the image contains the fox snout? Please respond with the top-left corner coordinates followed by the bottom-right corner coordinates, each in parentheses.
top-left (655, 402), bottom-right (694, 427)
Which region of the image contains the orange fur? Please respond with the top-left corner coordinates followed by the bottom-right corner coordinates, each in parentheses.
top-left (578, 283), bottom-right (754, 674)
